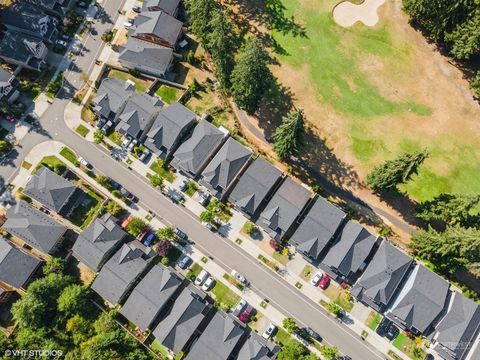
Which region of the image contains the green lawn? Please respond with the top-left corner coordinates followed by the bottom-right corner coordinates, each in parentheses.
top-left (18, 67), bottom-right (57, 100)
top-left (211, 280), bottom-right (240, 311)
top-left (108, 69), bottom-right (152, 93)
top-left (185, 180), bottom-right (198, 197)
top-left (272, 251), bottom-right (289, 266)
top-left (67, 191), bottom-right (103, 229)
top-left (274, 327), bottom-right (291, 346)
top-left (106, 129), bottom-right (123, 146)
top-left (186, 263), bottom-right (202, 282)
top-left (60, 147), bottom-right (80, 166)
top-left (150, 159), bottom-right (175, 182)
top-left (156, 85), bottom-right (180, 104)
top-left (392, 332), bottom-right (426, 360)
top-left (76, 124), bottom-right (90, 137)
top-left (34, 156), bottom-right (67, 174)
top-left (365, 311), bottom-right (382, 331)
top-left (150, 339), bottom-right (169, 358)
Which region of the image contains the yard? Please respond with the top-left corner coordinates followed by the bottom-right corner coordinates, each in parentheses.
top-left (392, 332), bottom-right (426, 360)
top-left (34, 156), bottom-right (67, 174)
top-left (323, 286), bottom-right (354, 312)
top-left (60, 147), bottom-right (80, 166)
top-left (186, 263), bottom-right (202, 282)
top-left (76, 125), bottom-right (90, 138)
top-left (226, 0), bottom-right (480, 202)
top-left (17, 66), bottom-right (57, 100)
top-left (155, 85), bottom-right (181, 104)
top-left (149, 159), bottom-right (175, 183)
top-left (81, 95), bottom-right (97, 125)
top-left (365, 310), bottom-right (382, 331)
top-left (210, 279), bottom-right (240, 311)
top-left (67, 191), bottom-right (103, 229)
top-left (107, 69), bottom-right (153, 93)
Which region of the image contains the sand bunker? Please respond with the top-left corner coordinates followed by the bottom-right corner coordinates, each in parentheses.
top-left (333, 0), bottom-right (385, 27)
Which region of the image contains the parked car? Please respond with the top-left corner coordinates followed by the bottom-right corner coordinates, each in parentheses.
top-left (304, 327), bottom-right (322, 342)
top-left (232, 299), bottom-right (247, 317)
top-left (121, 215), bottom-right (133, 229)
top-left (198, 192), bottom-right (210, 206)
top-left (55, 39), bottom-right (68, 48)
top-left (318, 274), bottom-right (330, 289)
top-left (194, 270), bottom-right (209, 286)
top-left (77, 156), bottom-right (92, 169)
top-left (174, 227), bottom-right (188, 240)
top-left (238, 306), bottom-right (252, 323)
top-left (386, 323), bottom-right (399, 341)
top-left (122, 136), bottom-right (132, 148)
top-left (202, 222), bottom-right (217, 232)
top-left (168, 191), bottom-right (184, 204)
top-left (177, 255), bottom-right (192, 269)
top-left (136, 228), bottom-right (149, 242)
top-left (60, 34), bottom-right (71, 42)
top-left (101, 120), bottom-right (113, 132)
top-left (231, 270), bottom-right (248, 286)
top-left (127, 139), bottom-right (137, 152)
top-left (76, 0), bottom-right (89, 9)
top-left (179, 179), bottom-right (188, 192)
top-left (107, 177), bottom-right (121, 189)
top-left (123, 18), bottom-right (134, 28)
top-left (139, 148), bottom-right (150, 162)
top-left (376, 317), bottom-right (392, 337)
top-left (310, 272), bottom-right (323, 286)
top-left (96, 119), bottom-right (106, 129)
top-left (132, 5), bottom-right (141, 12)
top-left (262, 323), bottom-right (276, 339)
top-left (292, 332), bottom-right (311, 347)
top-left (143, 232), bottom-right (156, 247)
top-left (201, 276), bottom-right (215, 291)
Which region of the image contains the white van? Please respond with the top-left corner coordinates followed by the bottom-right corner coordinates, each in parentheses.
top-left (195, 270), bottom-right (209, 286)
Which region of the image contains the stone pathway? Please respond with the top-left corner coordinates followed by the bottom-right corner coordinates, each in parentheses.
top-left (333, 0), bottom-right (386, 27)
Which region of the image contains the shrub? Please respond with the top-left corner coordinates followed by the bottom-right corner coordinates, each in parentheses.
top-left (161, 257), bottom-right (170, 266)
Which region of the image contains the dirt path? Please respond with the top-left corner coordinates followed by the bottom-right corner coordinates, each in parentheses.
top-left (333, 0), bottom-right (386, 27)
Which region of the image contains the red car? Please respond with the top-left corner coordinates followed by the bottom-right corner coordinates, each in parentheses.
top-left (238, 309), bottom-right (251, 323)
top-left (121, 215), bottom-right (133, 229)
top-left (319, 274), bottom-right (330, 289)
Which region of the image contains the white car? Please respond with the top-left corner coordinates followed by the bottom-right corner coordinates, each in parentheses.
top-left (231, 270), bottom-right (248, 286)
top-left (139, 148), bottom-right (150, 162)
top-left (101, 120), bottom-right (113, 132)
top-left (122, 136), bottom-right (132, 148)
top-left (55, 39), bottom-right (68, 48)
top-left (262, 323), bottom-right (276, 339)
top-left (310, 272), bottom-right (323, 286)
top-left (201, 276), bottom-right (215, 291)
top-left (77, 156), bottom-right (92, 169)
top-left (123, 18), bottom-right (134, 28)
top-left (127, 139), bottom-right (137, 152)
top-left (194, 270), bottom-right (209, 286)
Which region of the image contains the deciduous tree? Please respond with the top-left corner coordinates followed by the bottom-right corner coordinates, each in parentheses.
top-left (126, 217), bottom-right (146, 237)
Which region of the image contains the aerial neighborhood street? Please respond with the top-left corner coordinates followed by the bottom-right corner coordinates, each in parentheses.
top-left (0, 1), bottom-right (478, 360)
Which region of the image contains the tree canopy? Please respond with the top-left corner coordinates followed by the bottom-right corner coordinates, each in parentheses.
top-left (185, 0), bottom-right (217, 45)
top-left (126, 217), bottom-right (146, 237)
top-left (282, 317), bottom-right (298, 333)
top-left (416, 193), bottom-right (480, 226)
top-left (231, 38), bottom-right (274, 114)
top-left (273, 109), bottom-right (306, 160)
top-left (366, 150), bottom-right (429, 193)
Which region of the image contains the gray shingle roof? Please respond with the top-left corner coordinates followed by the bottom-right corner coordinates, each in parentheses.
top-left (142, 0), bottom-right (180, 15)
top-left (171, 119), bottom-right (226, 177)
top-left (3, 200), bottom-right (66, 254)
top-left (25, 0), bottom-right (72, 16)
top-left (289, 197), bottom-right (346, 261)
top-left (144, 102), bottom-right (196, 157)
top-left (24, 167), bottom-right (77, 213)
top-left (200, 137), bottom-right (252, 199)
top-left (186, 311), bottom-right (247, 360)
top-left (72, 213), bottom-right (127, 272)
top-left (237, 331), bottom-right (279, 360)
top-left (257, 177), bottom-right (312, 240)
top-left (91, 242), bottom-right (150, 305)
top-left (321, 221), bottom-right (378, 281)
top-left (387, 264), bottom-right (450, 334)
top-left (0, 236), bottom-right (41, 289)
top-left (434, 292), bottom-right (480, 360)
top-left (116, 93), bottom-right (163, 139)
top-left (120, 264), bottom-right (183, 331)
top-left (0, 31), bottom-right (46, 70)
top-left (119, 37), bottom-right (174, 77)
top-left (132, 11), bottom-right (182, 47)
top-left (93, 77), bottom-right (135, 120)
top-left (350, 241), bottom-right (413, 312)
top-left (228, 157), bottom-right (282, 218)
top-left (153, 283), bottom-right (210, 354)
top-left (0, 68), bottom-right (12, 86)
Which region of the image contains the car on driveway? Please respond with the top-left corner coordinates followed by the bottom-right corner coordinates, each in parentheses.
top-left (310, 272), bottom-right (323, 286)
top-left (198, 191), bottom-right (210, 206)
top-left (177, 255), bottom-right (191, 269)
top-left (139, 148), bottom-right (151, 163)
top-left (386, 323), bottom-right (399, 341)
top-left (143, 232), bottom-right (156, 247)
top-left (238, 305), bottom-right (253, 323)
top-left (77, 156), bottom-right (92, 169)
top-left (376, 317), bottom-right (392, 337)
top-left (201, 276), bottom-right (215, 291)
top-left (194, 270), bottom-right (209, 286)
top-left (122, 136), bottom-right (132, 148)
top-left (55, 39), bottom-right (68, 48)
top-left (318, 274), bottom-right (330, 289)
top-left (262, 323), bottom-right (276, 339)
top-left (127, 139), bottom-right (137, 152)
top-left (121, 215), bottom-right (133, 229)
top-left (232, 299), bottom-right (247, 317)
top-left (179, 179), bottom-right (188, 192)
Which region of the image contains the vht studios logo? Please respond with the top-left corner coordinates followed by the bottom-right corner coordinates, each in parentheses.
top-left (4, 349), bottom-right (63, 357)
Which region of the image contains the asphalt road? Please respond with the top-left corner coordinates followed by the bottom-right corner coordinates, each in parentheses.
top-left (0, 2), bottom-right (385, 359)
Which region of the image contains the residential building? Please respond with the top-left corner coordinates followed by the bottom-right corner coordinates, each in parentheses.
top-left (142, 0), bottom-right (181, 16)
top-left (24, 0), bottom-right (75, 18)
top-left (199, 137), bottom-right (252, 200)
top-left (23, 166), bottom-right (82, 216)
top-left (72, 213), bottom-right (127, 272)
top-left (153, 283), bottom-right (211, 355)
top-left (185, 311), bottom-right (247, 360)
top-left (228, 157), bottom-right (282, 219)
top-left (289, 197), bottom-right (346, 263)
top-left (237, 330), bottom-right (279, 360)
top-left (116, 93), bottom-right (163, 140)
top-left (1, 2), bottom-right (58, 44)
top-left (144, 102), bottom-right (196, 160)
top-left (0, 31), bottom-right (47, 72)
top-left (119, 37), bottom-right (174, 78)
top-left (91, 242), bottom-right (152, 306)
top-left (386, 264), bottom-right (450, 335)
top-left (171, 119), bottom-right (227, 178)
top-left (131, 11), bottom-right (183, 49)
top-left (0, 68), bottom-right (20, 104)
top-left (350, 241), bottom-right (414, 312)
top-left (120, 264), bottom-right (183, 331)
top-left (92, 78), bottom-right (135, 122)
top-left (320, 221), bottom-right (379, 284)
top-left (0, 236), bottom-right (42, 291)
top-left (433, 292), bottom-right (480, 360)
top-left (2, 200), bottom-right (67, 255)
top-left (257, 177), bottom-right (312, 241)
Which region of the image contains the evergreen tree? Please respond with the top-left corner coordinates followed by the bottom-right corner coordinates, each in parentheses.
top-left (231, 38), bottom-right (274, 114)
top-left (416, 193), bottom-right (480, 226)
top-left (185, 0), bottom-right (217, 45)
top-left (273, 109), bottom-right (306, 160)
top-left (207, 9), bottom-right (236, 89)
top-left (366, 150), bottom-right (429, 193)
